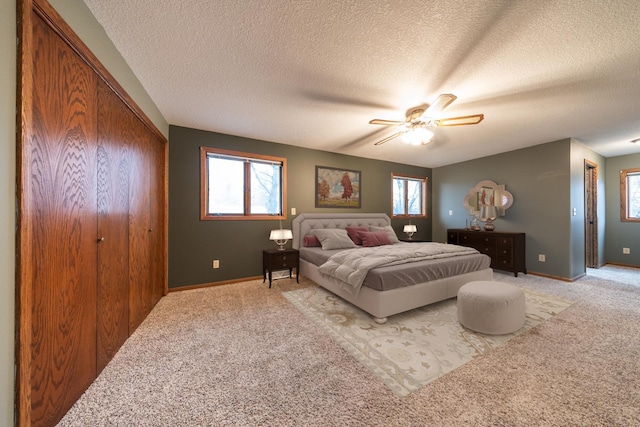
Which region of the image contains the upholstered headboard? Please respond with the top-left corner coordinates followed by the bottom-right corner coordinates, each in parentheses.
top-left (292, 213), bottom-right (391, 249)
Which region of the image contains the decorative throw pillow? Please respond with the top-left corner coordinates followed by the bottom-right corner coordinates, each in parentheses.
top-left (369, 225), bottom-right (400, 244)
top-left (312, 229), bottom-right (356, 250)
top-left (345, 226), bottom-right (369, 245)
top-left (358, 230), bottom-right (393, 247)
top-left (303, 234), bottom-right (321, 247)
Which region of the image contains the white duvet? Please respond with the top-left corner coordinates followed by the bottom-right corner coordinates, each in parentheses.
top-left (317, 242), bottom-right (478, 296)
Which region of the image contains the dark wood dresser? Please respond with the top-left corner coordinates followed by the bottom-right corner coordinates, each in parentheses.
top-left (447, 229), bottom-right (526, 277)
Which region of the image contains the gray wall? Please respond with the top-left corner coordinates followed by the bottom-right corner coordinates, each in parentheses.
top-left (169, 125), bottom-right (432, 288)
top-left (605, 153), bottom-right (640, 265)
top-left (433, 138), bottom-right (618, 280)
top-left (434, 139), bottom-right (581, 279)
top-left (1, 0), bottom-right (16, 423)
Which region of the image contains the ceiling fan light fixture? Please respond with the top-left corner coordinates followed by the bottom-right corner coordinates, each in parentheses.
top-left (402, 127), bottom-right (433, 145)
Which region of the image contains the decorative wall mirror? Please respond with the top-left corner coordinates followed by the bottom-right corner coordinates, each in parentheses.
top-left (463, 180), bottom-right (513, 217)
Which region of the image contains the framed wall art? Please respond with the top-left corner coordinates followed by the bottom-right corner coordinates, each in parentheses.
top-left (315, 166), bottom-right (361, 208)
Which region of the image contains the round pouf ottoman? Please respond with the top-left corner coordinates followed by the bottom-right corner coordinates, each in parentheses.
top-left (457, 281), bottom-right (526, 335)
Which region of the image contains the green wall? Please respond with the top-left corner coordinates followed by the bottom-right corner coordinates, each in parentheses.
top-left (168, 125), bottom-right (432, 288)
top-left (0, 0), bottom-right (16, 423)
top-left (605, 153), bottom-right (640, 265)
top-left (434, 139), bottom-right (580, 279)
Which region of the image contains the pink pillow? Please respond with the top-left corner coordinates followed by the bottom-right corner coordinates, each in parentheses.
top-left (358, 231), bottom-right (393, 247)
top-left (346, 226), bottom-right (369, 245)
top-left (303, 234), bottom-right (321, 247)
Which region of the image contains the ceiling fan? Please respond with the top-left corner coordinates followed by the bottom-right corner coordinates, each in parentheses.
top-left (369, 94), bottom-right (484, 146)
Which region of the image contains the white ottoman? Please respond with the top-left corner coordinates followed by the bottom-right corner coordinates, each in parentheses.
top-left (457, 281), bottom-right (526, 335)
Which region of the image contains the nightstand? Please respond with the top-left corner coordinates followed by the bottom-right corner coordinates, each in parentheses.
top-left (262, 248), bottom-right (299, 288)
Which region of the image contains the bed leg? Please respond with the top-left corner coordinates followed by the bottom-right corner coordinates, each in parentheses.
top-left (373, 317), bottom-right (388, 325)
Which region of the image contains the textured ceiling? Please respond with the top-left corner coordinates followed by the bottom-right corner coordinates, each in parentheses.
top-left (82, 0), bottom-right (640, 168)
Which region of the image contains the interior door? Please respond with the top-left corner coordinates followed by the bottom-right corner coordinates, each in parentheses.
top-left (585, 160), bottom-right (598, 268)
top-left (30, 13), bottom-right (98, 426)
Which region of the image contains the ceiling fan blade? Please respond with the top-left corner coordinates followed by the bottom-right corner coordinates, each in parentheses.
top-left (369, 119), bottom-right (405, 125)
top-left (423, 94), bottom-right (457, 116)
top-left (432, 114), bottom-right (484, 126)
top-left (374, 131), bottom-right (404, 146)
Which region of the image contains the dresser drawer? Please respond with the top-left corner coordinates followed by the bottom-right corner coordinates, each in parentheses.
top-left (497, 236), bottom-right (514, 248)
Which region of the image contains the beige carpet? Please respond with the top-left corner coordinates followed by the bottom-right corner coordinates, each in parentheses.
top-left (57, 267), bottom-right (640, 426)
top-left (283, 286), bottom-right (572, 397)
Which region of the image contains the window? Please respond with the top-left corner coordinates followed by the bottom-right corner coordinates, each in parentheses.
top-left (391, 173), bottom-right (427, 218)
top-left (200, 147), bottom-right (286, 220)
top-left (621, 168), bottom-right (640, 222)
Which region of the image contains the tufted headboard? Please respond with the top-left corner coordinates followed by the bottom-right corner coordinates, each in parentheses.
top-left (292, 213), bottom-right (391, 249)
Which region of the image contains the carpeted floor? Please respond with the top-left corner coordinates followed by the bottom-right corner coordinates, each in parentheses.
top-left (58, 266), bottom-right (640, 426)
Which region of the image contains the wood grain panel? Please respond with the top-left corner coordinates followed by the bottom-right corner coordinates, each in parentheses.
top-left (128, 121), bottom-right (153, 333)
top-left (30, 13), bottom-right (98, 426)
top-left (96, 79), bottom-right (131, 374)
top-left (148, 128), bottom-right (166, 306)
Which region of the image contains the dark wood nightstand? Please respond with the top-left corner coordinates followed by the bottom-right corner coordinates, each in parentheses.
top-left (262, 248), bottom-right (299, 288)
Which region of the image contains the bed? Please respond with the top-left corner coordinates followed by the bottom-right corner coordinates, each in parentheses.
top-left (292, 213), bottom-right (493, 323)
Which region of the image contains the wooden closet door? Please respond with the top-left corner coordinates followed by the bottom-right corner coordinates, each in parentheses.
top-left (96, 80), bottom-right (131, 373)
top-left (148, 129), bottom-right (166, 307)
top-left (128, 123), bottom-right (153, 333)
top-left (30, 13), bottom-right (98, 426)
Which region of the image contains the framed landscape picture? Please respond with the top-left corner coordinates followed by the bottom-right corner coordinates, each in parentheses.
top-left (315, 166), bottom-right (361, 208)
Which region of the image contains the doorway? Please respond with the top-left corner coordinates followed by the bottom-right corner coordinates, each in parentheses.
top-left (585, 160), bottom-right (598, 268)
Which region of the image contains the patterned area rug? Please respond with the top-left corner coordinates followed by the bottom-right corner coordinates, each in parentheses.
top-left (283, 285), bottom-right (573, 397)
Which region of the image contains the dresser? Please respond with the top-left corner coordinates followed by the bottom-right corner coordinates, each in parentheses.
top-left (447, 229), bottom-right (526, 277)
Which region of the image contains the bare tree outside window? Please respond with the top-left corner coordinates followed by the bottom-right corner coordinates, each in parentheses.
top-left (200, 147), bottom-right (286, 220)
top-left (392, 173), bottom-right (427, 218)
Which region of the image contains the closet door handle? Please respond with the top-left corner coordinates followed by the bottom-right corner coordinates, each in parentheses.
top-left (98, 237), bottom-right (105, 243)
top-left (148, 229), bottom-right (153, 233)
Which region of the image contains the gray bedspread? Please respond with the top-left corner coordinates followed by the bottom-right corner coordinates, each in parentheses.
top-left (316, 242), bottom-right (480, 296)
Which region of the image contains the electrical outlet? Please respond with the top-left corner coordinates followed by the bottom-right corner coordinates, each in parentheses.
top-left (213, 259), bottom-right (220, 269)
top-left (623, 248), bottom-right (630, 254)
top-left (291, 207), bottom-right (296, 215)
top-left (538, 254), bottom-right (546, 262)
top-left (449, 210), bottom-right (453, 216)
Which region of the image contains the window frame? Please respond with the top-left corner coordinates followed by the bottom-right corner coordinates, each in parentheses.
top-left (200, 146), bottom-right (287, 221)
top-left (390, 173), bottom-right (428, 219)
top-left (620, 167), bottom-right (640, 222)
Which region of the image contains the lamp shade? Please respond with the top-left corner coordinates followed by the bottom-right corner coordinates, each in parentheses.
top-left (269, 229), bottom-right (293, 240)
top-left (479, 205), bottom-right (499, 221)
top-left (403, 224), bottom-right (417, 233)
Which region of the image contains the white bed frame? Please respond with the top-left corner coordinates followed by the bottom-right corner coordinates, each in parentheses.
top-left (292, 213), bottom-right (493, 323)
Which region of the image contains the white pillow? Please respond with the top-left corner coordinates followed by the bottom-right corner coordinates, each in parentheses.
top-left (312, 229), bottom-right (356, 250)
top-left (369, 225), bottom-right (400, 244)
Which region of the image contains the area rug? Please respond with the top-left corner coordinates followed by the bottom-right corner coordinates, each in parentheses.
top-left (283, 285), bottom-right (573, 397)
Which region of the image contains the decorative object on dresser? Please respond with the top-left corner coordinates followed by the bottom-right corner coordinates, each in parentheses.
top-left (448, 229), bottom-right (526, 277)
top-left (263, 248), bottom-right (299, 288)
top-left (479, 204), bottom-right (499, 231)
